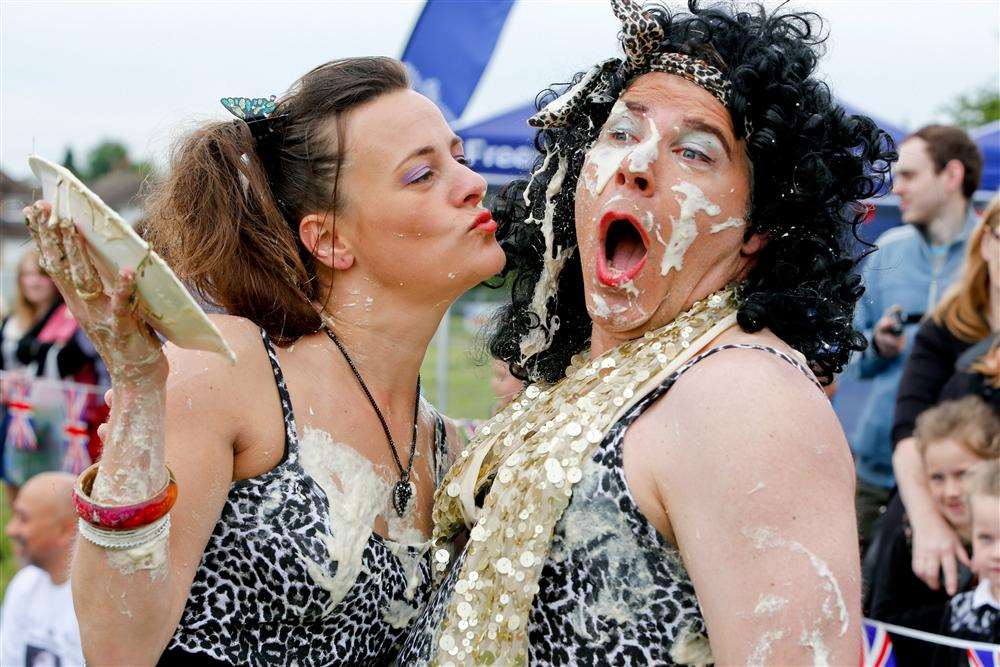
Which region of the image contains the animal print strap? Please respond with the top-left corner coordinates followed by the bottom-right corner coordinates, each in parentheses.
top-left (670, 343), bottom-right (822, 391)
top-left (259, 329), bottom-right (299, 453)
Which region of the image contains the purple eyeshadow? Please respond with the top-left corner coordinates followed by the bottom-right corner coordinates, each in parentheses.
top-left (403, 165), bottom-right (430, 184)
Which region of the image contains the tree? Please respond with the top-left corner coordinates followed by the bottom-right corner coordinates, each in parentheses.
top-left (85, 140), bottom-right (130, 181)
top-left (61, 147), bottom-right (79, 176)
top-left (942, 82), bottom-right (1000, 129)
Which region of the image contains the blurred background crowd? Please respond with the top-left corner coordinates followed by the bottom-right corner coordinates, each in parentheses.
top-left (1, 1), bottom-right (998, 664)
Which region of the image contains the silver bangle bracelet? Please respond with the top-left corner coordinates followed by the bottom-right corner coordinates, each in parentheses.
top-left (78, 514), bottom-right (171, 551)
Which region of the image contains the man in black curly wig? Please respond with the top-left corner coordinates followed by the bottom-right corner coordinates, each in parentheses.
top-left (396, 2), bottom-right (897, 665)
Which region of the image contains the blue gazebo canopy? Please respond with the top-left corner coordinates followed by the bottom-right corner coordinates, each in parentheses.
top-left (971, 120), bottom-right (1000, 194)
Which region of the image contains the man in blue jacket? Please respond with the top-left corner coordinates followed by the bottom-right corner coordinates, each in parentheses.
top-left (848, 124), bottom-right (982, 548)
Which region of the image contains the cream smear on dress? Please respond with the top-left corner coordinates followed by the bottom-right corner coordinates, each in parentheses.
top-left (297, 426), bottom-right (391, 611)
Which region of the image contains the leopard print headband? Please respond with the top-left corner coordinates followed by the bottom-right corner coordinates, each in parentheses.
top-left (511, 0), bottom-right (745, 365)
top-left (529, 0), bottom-right (735, 130)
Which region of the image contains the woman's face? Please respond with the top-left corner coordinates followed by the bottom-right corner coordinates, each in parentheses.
top-left (18, 255), bottom-right (57, 308)
top-left (574, 72), bottom-right (758, 337)
top-left (924, 438), bottom-right (983, 530)
top-left (331, 89), bottom-right (505, 302)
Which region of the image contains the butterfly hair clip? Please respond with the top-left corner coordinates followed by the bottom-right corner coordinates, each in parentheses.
top-left (221, 95), bottom-right (278, 121)
top-left (221, 95), bottom-right (285, 144)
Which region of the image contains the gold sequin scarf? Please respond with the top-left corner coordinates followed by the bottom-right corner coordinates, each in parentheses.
top-left (428, 286), bottom-right (739, 666)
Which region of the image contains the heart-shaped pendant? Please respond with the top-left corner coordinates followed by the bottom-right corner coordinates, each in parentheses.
top-left (392, 480), bottom-right (416, 518)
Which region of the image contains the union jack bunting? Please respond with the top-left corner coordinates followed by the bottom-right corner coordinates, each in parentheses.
top-left (61, 385), bottom-right (92, 474)
top-left (969, 646), bottom-right (1000, 667)
top-left (4, 375), bottom-right (38, 451)
top-left (862, 620), bottom-right (897, 667)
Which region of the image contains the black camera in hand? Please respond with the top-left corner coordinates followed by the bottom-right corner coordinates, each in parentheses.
top-left (889, 310), bottom-right (924, 336)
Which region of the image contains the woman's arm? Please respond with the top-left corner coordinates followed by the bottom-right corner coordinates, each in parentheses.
top-left (629, 349), bottom-right (861, 665)
top-left (72, 342), bottom-right (243, 664)
top-left (892, 319), bottom-right (970, 594)
top-left (893, 437), bottom-right (970, 595)
top-left (26, 202), bottom-right (243, 664)
top-left (891, 318), bottom-right (962, 446)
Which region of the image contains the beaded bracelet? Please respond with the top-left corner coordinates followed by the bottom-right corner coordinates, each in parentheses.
top-left (73, 462), bottom-right (178, 531)
top-left (78, 515), bottom-right (171, 551)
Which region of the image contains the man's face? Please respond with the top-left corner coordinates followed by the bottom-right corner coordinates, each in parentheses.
top-left (574, 72), bottom-right (757, 338)
top-left (893, 137), bottom-right (950, 225)
top-left (5, 485), bottom-right (71, 569)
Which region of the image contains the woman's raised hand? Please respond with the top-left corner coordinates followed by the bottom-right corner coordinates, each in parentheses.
top-left (23, 201), bottom-right (167, 385)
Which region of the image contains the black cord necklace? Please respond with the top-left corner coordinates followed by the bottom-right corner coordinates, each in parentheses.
top-left (322, 324), bottom-right (420, 518)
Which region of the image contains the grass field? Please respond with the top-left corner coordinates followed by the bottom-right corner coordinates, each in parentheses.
top-left (419, 311), bottom-right (496, 421)
top-left (0, 313), bottom-right (495, 602)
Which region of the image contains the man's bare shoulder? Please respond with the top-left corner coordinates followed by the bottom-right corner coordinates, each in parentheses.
top-left (625, 329), bottom-right (849, 478)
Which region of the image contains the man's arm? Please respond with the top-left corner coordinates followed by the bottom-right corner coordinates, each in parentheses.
top-left (854, 260), bottom-right (904, 378)
top-left (628, 348), bottom-right (861, 664)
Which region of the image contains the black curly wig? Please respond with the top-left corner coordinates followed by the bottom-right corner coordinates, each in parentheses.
top-left (487, 0), bottom-right (896, 386)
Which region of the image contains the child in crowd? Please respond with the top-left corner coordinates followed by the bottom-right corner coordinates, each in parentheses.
top-left (865, 396), bottom-right (999, 663)
top-left (940, 459), bottom-right (1000, 641)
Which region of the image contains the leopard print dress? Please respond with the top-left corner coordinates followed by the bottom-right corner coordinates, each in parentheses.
top-left (397, 344), bottom-right (820, 666)
top-left (159, 330), bottom-right (450, 666)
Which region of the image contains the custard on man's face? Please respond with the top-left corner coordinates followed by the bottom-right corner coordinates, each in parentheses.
top-left (574, 72), bottom-right (755, 337)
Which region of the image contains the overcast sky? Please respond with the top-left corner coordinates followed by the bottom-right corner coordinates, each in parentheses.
top-left (2, 0), bottom-right (998, 180)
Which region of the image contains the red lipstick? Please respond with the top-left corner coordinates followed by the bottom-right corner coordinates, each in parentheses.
top-left (471, 210), bottom-right (497, 233)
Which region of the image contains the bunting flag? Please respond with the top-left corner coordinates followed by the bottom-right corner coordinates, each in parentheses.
top-left (970, 646), bottom-right (1000, 667)
top-left (2, 371), bottom-right (106, 484)
top-left (61, 385), bottom-right (93, 474)
top-left (862, 620), bottom-right (897, 667)
top-left (864, 618), bottom-right (1000, 667)
top-left (4, 374), bottom-right (38, 452)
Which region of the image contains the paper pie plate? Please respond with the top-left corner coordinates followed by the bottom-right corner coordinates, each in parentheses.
top-left (28, 155), bottom-right (236, 363)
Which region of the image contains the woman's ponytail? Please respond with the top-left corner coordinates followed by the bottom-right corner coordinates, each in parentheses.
top-left (143, 56), bottom-right (410, 342)
top-left (144, 119), bottom-right (320, 340)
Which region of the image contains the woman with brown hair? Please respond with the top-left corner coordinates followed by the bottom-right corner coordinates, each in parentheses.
top-left (892, 194), bottom-right (1000, 599)
top-left (24, 56), bottom-right (504, 665)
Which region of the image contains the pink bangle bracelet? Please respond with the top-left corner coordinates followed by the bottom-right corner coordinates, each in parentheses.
top-left (73, 462), bottom-right (178, 531)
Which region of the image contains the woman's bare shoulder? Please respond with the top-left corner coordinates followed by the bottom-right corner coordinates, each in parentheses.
top-left (163, 314), bottom-right (271, 393)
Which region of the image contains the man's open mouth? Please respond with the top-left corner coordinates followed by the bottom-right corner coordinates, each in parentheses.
top-left (597, 211), bottom-right (649, 287)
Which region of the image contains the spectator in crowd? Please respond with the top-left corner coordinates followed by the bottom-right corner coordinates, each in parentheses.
top-left (935, 459), bottom-right (1000, 664)
top-left (893, 194), bottom-right (1000, 596)
top-left (2, 249), bottom-right (63, 503)
top-left (1, 248), bottom-right (62, 374)
top-left (0, 471), bottom-right (84, 666)
top-left (490, 357), bottom-right (523, 413)
top-left (846, 125), bottom-right (983, 550)
top-left (865, 396), bottom-right (998, 664)
top-left (1, 249), bottom-right (108, 502)
top-left (450, 358), bottom-right (527, 449)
